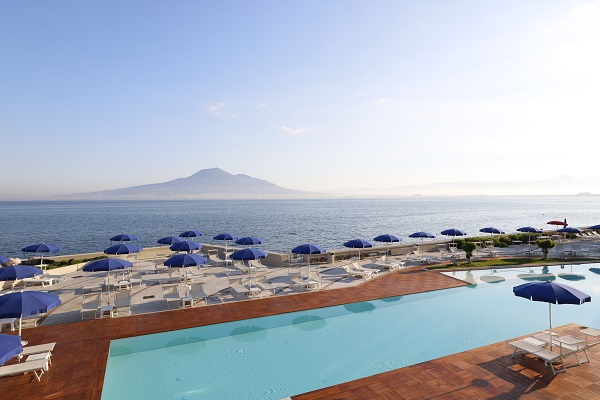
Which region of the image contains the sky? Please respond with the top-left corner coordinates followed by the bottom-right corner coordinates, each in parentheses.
top-left (1, 1), bottom-right (599, 199)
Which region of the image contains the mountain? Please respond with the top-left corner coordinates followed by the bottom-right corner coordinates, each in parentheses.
top-left (61, 168), bottom-right (316, 200)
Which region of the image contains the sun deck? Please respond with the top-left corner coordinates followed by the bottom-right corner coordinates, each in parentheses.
top-left (1, 268), bottom-right (599, 399)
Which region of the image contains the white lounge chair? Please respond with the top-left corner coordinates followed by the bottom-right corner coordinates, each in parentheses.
top-left (342, 264), bottom-right (374, 280)
top-left (0, 358), bottom-right (48, 382)
top-left (227, 274), bottom-right (261, 299)
top-left (207, 254), bottom-right (225, 267)
top-left (161, 284), bottom-right (182, 309)
top-left (113, 290), bottom-right (131, 315)
top-left (80, 293), bottom-right (100, 320)
top-left (18, 342), bottom-right (56, 363)
top-left (373, 256), bottom-right (404, 271)
top-left (249, 260), bottom-right (266, 271)
top-left (350, 262), bottom-right (379, 277)
top-left (509, 338), bottom-right (567, 375)
top-left (437, 245), bottom-right (453, 259)
top-left (22, 275), bottom-right (58, 288)
top-left (233, 260), bottom-right (251, 274)
top-left (188, 282), bottom-right (208, 304)
top-left (407, 250), bottom-right (437, 264)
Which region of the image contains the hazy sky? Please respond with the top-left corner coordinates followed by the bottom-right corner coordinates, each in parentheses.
top-left (1, 1), bottom-right (599, 198)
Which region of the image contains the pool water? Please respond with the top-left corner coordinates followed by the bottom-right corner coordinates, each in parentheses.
top-left (102, 263), bottom-right (600, 400)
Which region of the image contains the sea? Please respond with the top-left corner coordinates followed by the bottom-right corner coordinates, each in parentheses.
top-left (1, 196), bottom-right (600, 258)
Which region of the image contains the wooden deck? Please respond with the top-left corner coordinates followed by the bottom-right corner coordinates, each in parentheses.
top-left (1, 269), bottom-right (598, 399)
top-left (293, 323), bottom-right (600, 400)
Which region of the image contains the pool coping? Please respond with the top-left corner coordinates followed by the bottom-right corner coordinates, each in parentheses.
top-left (0, 268), bottom-right (468, 399)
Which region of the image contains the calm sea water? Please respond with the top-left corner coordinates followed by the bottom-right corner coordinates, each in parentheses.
top-left (1, 196), bottom-right (600, 258)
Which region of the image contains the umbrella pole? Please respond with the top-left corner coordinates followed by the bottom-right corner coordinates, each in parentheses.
top-left (19, 316), bottom-right (22, 337)
top-left (185, 268), bottom-right (189, 297)
top-left (549, 303), bottom-right (553, 349)
top-left (107, 271), bottom-right (111, 305)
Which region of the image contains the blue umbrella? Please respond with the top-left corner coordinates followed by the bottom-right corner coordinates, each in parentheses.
top-left (0, 334), bottom-right (23, 366)
top-left (164, 253), bottom-right (207, 294)
top-left (213, 233), bottom-right (239, 254)
top-left (373, 234), bottom-right (401, 255)
top-left (292, 244), bottom-right (326, 276)
top-left (343, 239), bottom-right (373, 259)
top-left (82, 258), bottom-right (133, 272)
top-left (229, 248), bottom-right (269, 261)
top-left (479, 227), bottom-right (505, 235)
top-left (517, 226), bottom-right (543, 233)
top-left (229, 248), bottom-right (268, 279)
top-left (170, 240), bottom-right (202, 253)
top-left (513, 281), bottom-right (591, 346)
top-left (0, 265), bottom-right (43, 285)
top-left (517, 226), bottom-right (543, 242)
top-left (110, 233), bottom-right (139, 242)
top-left (440, 228), bottom-right (467, 244)
top-left (164, 253), bottom-right (207, 268)
top-left (82, 258), bottom-right (133, 299)
top-left (21, 243), bottom-right (61, 268)
top-left (214, 233), bottom-right (239, 241)
top-left (104, 243), bottom-right (142, 255)
top-left (235, 237), bottom-right (263, 246)
top-left (157, 236), bottom-right (183, 245)
top-left (0, 291), bottom-right (61, 336)
top-left (179, 230), bottom-right (203, 238)
top-left (373, 234), bottom-right (401, 243)
top-left (588, 224), bottom-right (600, 230)
top-left (557, 227), bottom-right (582, 234)
top-left (409, 232), bottom-right (435, 241)
top-left (479, 227), bottom-right (505, 243)
top-left (0, 256), bottom-right (10, 266)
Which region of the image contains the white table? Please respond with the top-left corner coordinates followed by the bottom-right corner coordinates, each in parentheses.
top-left (0, 317), bottom-right (17, 332)
top-left (100, 305), bottom-right (115, 318)
top-left (181, 296), bottom-right (195, 308)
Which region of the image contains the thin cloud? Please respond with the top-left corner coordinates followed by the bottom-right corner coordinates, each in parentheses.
top-left (206, 102), bottom-right (239, 118)
top-left (281, 126), bottom-right (311, 136)
top-left (367, 97), bottom-right (389, 105)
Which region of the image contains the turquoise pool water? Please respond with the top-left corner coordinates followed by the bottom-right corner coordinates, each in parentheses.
top-left (102, 263), bottom-right (600, 400)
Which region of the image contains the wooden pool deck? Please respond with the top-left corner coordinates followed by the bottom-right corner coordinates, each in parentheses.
top-left (1, 268), bottom-right (599, 399)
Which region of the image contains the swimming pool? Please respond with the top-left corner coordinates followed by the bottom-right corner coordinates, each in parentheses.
top-left (102, 263), bottom-right (600, 400)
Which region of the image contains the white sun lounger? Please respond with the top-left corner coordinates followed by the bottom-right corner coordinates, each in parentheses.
top-left (343, 264), bottom-right (374, 280)
top-left (18, 342), bottom-right (56, 362)
top-left (509, 338), bottom-right (567, 375)
top-left (0, 358), bottom-right (48, 382)
top-left (372, 256), bottom-right (404, 271)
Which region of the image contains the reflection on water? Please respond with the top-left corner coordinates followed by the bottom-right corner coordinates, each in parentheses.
top-left (557, 265), bottom-right (585, 281)
top-left (380, 296), bottom-right (403, 302)
top-left (165, 336), bottom-right (206, 354)
top-left (590, 268), bottom-right (600, 275)
top-left (517, 267), bottom-right (556, 281)
top-left (343, 302), bottom-right (376, 313)
top-left (230, 325), bottom-right (267, 342)
top-left (480, 275), bottom-right (505, 284)
top-left (464, 271), bottom-right (478, 288)
top-left (292, 314), bottom-right (327, 331)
